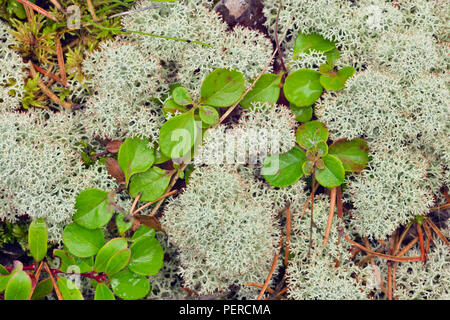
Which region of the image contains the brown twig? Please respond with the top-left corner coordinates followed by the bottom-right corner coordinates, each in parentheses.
top-left (429, 203), bottom-right (450, 211)
top-left (257, 233), bottom-right (283, 300)
top-left (322, 187), bottom-right (336, 246)
top-left (363, 237), bottom-right (388, 297)
top-left (274, 0), bottom-right (287, 72)
top-left (244, 283), bottom-right (275, 294)
top-left (130, 193), bottom-right (141, 231)
top-left (29, 62), bottom-right (72, 109)
top-left (32, 63), bottom-right (65, 85)
top-left (284, 207), bottom-right (291, 267)
top-left (44, 262), bottom-right (62, 300)
top-left (422, 222), bottom-right (433, 254)
top-left (15, 0), bottom-right (59, 22)
top-left (308, 169), bottom-right (316, 258)
top-left (28, 261), bottom-right (44, 300)
top-left (299, 182), bottom-right (319, 222)
top-left (132, 189), bottom-right (178, 216)
top-left (49, 0), bottom-right (65, 13)
top-left (425, 218), bottom-right (449, 246)
top-left (416, 223), bottom-right (426, 262)
top-left (86, 0), bottom-right (99, 22)
top-left (55, 36), bottom-right (67, 87)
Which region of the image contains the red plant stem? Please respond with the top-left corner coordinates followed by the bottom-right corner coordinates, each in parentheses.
top-left (425, 218), bottom-right (449, 246)
top-left (417, 223), bottom-right (426, 262)
top-left (284, 207), bottom-right (291, 267)
top-left (322, 187), bottom-right (336, 246)
top-left (32, 63), bottom-right (65, 85)
top-left (257, 233), bottom-right (283, 300)
top-left (15, 0), bottom-right (59, 22)
top-left (44, 262), bottom-right (62, 300)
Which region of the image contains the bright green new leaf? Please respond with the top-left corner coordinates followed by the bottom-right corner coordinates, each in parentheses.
top-left (325, 48), bottom-right (340, 67)
top-left (31, 278), bottom-right (53, 300)
top-left (129, 167), bottom-right (172, 202)
top-left (94, 238), bottom-right (128, 273)
top-left (131, 225), bottom-right (155, 242)
top-left (116, 213), bottom-right (132, 236)
top-left (4, 271), bottom-right (32, 300)
top-left (62, 223), bottom-right (104, 258)
top-left (0, 265), bottom-right (8, 275)
top-left (329, 138), bottom-right (369, 172)
top-left (162, 99), bottom-right (188, 117)
top-left (159, 112), bottom-right (199, 159)
top-left (172, 86), bottom-right (193, 106)
top-left (200, 68), bottom-right (245, 107)
top-left (118, 137), bottom-right (155, 186)
top-left (110, 269), bottom-right (150, 300)
top-left (289, 104), bottom-right (313, 122)
top-left (240, 73), bottom-right (282, 109)
top-left (57, 277), bottom-right (84, 300)
top-left (319, 66), bottom-right (356, 91)
top-left (199, 105), bottom-right (219, 125)
top-left (128, 236), bottom-right (164, 276)
top-left (105, 248), bottom-right (131, 275)
top-left (73, 189), bottom-right (114, 229)
top-left (28, 218), bottom-right (47, 262)
top-left (296, 120), bottom-right (329, 150)
top-left (293, 33), bottom-right (335, 58)
top-left (94, 283), bottom-right (115, 300)
top-left (315, 154), bottom-right (345, 188)
top-left (302, 160), bottom-right (314, 175)
top-left (262, 146), bottom-right (307, 187)
top-left (283, 69), bottom-right (323, 107)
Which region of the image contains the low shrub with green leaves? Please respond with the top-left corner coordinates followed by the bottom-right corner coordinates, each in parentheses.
top-left (0, 0), bottom-right (448, 301)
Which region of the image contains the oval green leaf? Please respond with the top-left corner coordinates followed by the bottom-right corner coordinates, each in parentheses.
top-left (129, 166), bottom-right (171, 202)
top-left (94, 238), bottom-right (128, 273)
top-left (62, 223), bottom-right (104, 258)
top-left (328, 138), bottom-right (369, 172)
top-left (290, 104), bottom-right (313, 123)
top-left (240, 73), bottom-right (282, 109)
top-left (296, 120), bottom-right (329, 150)
top-left (315, 154), bottom-right (345, 188)
top-left (172, 86), bottom-right (192, 106)
top-left (199, 105), bottom-right (219, 125)
top-left (110, 269), bottom-right (150, 300)
top-left (94, 283), bottom-right (115, 300)
top-left (162, 99), bottom-right (187, 118)
top-left (73, 189), bottom-right (114, 229)
top-left (283, 69), bottom-right (323, 107)
top-left (4, 271), bottom-right (32, 300)
top-left (128, 236), bottom-right (164, 276)
top-left (118, 137), bottom-right (155, 186)
top-left (116, 213), bottom-right (133, 236)
top-left (31, 278), bottom-right (53, 300)
top-left (319, 66), bottom-right (356, 91)
top-left (262, 146), bottom-right (307, 187)
top-left (200, 68), bottom-right (245, 107)
top-left (57, 277), bottom-right (84, 300)
top-left (159, 112), bottom-right (199, 159)
top-left (131, 225), bottom-right (156, 242)
top-left (293, 33), bottom-right (335, 58)
top-left (105, 248), bottom-right (131, 276)
top-left (28, 218), bottom-right (47, 262)
top-left (325, 48), bottom-right (340, 67)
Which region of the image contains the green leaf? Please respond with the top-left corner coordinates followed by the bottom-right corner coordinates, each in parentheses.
top-left (240, 73), bottom-right (282, 109)
top-left (199, 105), bottom-right (219, 125)
top-left (325, 48), bottom-right (340, 67)
top-left (172, 86), bottom-right (192, 106)
top-left (62, 223), bottom-right (104, 258)
top-left (162, 99), bottom-right (187, 117)
top-left (31, 278), bottom-right (53, 300)
top-left (319, 66), bottom-right (356, 91)
top-left (0, 265), bottom-right (8, 275)
top-left (296, 120), bottom-right (329, 150)
top-left (128, 236), bottom-right (164, 276)
top-left (159, 112), bottom-right (199, 159)
top-left (129, 167), bottom-right (171, 202)
top-left (94, 283), bottom-right (115, 300)
top-left (53, 249), bottom-right (93, 273)
top-left (94, 238), bottom-right (128, 273)
top-left (293, 33), bottom-right (335, 58)
top-left (262, 146), bottom-right (307, 187)
top-left (328, 138), bottom-right (369, 172)
top-left (289, 104), bottom-right (313, 123)
top-left (73, 189), bottom-right (114, 229)
top-left (283, 69), bottom-right (323, 107)
top-left (57, 277), bottom-right (84, 300)
top-left (105, 248), bottom-right (131, 275)
top-left (53, 249), bottom-right (76, 273)
top-left (110, 269), bottom-right (150, 300)
top-left (118, 137), bottom-right (155, 186)
top-left (318, 64), bottom-right (333, 75)
top-left (28, 218), bottom-right (47, 262)
top-left (302, 160), bottom-right (314, 175)
top-left (315, 141), bottom-right (328, 157)
top-left (315, 154), bottom-right (345, 188)
top-left (154, 148), bottom-right (171, 164)
top-left (4, 271), bottom-right (32, 300)
top-left (131, 225), bottom-right (156, 241)
top-left (200, 68), bottom-right (245, 107)
top-left (116, 213), bottom-right (133, 236)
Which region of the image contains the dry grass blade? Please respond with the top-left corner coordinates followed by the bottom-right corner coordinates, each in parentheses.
top-left (15, 0), bottom-right (59, 22)
top-left (86, 0), bottom-right (99, 22)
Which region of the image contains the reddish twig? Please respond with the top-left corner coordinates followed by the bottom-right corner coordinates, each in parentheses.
top-left (133, 189), bottom-right (178, 216)
top-left (32, 63), bottom-right (65, 85)
top-left (416, 223), bottom-right (426, 262)
top-left (425, 218), bottom-right (449, 246)
top-left (257, 233), bottom-right (283, 300)
top-left (322, 187), bottom-right (336, 246)
top-left (244, 283), bottom-right (275, 294)
top-left (284, 207), bottom-right (291, 267)
top-left (86, 0), bottom-right (99, 22)
top-left (15, 0), bottom-right (59, 22)
top-left (55, 36), bottom-right (67, 87)
top-left (44, 262), bottom-right (62, 300)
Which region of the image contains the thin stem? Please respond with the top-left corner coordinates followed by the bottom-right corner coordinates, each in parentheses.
top-left (15, 0), bottom-right (59, 22)
top-left (44, 262), bottom-right (63, 300)
top-left (308, 169), bottom-right (316, 258)
top-left (55, 36), bottom-right (67, 87)
top-left (284, 207), bottom-right (291, 267)
top-left (274, 0), bottom-right (287, 72)
top-left (425, 218), bottom-right (449, 246)
top-left (244, 283), bottom-right (275, 294)
top-left (133, 189), bottom-right (178, 216)
top-left (257, 232), bottom-right (283, 300)
top-left (86, 0), bottom-right (99, 22)
top-left (322, 187), bottom-right (336, 246)
top-left (417, 223), bottom-right (426, 262)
